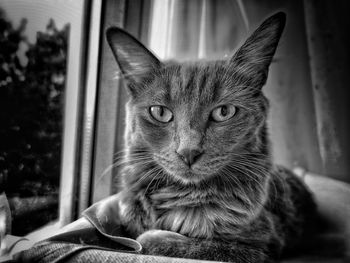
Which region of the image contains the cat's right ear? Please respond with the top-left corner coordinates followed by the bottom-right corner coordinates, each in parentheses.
top-left (106, 27), bottom-right (161, 94)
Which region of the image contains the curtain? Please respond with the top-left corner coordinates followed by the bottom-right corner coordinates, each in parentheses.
top-left (149, 0), bottom-right (248, 60)
top-left (304, 0), bottom-right (350, 182)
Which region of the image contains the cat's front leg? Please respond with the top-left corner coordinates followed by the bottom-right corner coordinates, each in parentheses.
top-left (136, 229), bottom-right (273, 263)
top-left (118, 191), bottom-right (156, 238)
top-left (136, 229), bottom-right (188, 256)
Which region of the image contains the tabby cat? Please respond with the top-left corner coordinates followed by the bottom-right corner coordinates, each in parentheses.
top-left (106, 12), bottom-right (315, 262)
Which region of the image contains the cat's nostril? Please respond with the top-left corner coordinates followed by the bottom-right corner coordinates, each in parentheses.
top-left (177, 149), bottom-right (203, 167)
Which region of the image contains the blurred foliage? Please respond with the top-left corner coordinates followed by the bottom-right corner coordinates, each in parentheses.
top-left (0, 8), bottom-right (68, 200)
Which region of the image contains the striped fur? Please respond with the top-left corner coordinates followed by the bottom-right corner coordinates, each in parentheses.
top-left (106, 12), bottom-right (316, 262)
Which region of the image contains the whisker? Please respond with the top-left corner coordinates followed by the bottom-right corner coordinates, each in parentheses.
top-left (220, 167), bottom-right (247, 196)
top-left (95, 155), bottom-right (155, 187)
top-left (225, 162), bottom-right (268, 193)
top-left (144, 169), bottom-right (163, 195)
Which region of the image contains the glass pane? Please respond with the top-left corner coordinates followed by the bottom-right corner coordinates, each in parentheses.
top-left (0, 3), bottom-right (69, 235)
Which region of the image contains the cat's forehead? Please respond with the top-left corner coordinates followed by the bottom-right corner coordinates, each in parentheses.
top-left (151, 61), bottom-right (230, 105)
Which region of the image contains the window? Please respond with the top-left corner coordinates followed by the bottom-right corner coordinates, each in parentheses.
top-left (0, 0), bottom-right (88, 237)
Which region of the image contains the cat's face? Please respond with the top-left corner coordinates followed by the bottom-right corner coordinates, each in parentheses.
top-left (107, 12), bottom-right (285, 185)
top-left (125, 62), bottom-right (269, 184)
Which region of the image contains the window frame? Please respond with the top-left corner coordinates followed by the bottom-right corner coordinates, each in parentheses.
top-left (11, 0), bottom-right (95, 240)
top-left (58, 0), bottom-right (94, 226)
top-left (90, 0), bottom-right (152, 204)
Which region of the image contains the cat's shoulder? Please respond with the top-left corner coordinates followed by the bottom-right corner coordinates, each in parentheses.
top-left (268, 165), bottom-right (316, 217)
top-left (271, 165), bottom-right (309, 193)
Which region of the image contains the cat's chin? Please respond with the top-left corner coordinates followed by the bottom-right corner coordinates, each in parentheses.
top-left (170, 169), bottom-right (212, 185)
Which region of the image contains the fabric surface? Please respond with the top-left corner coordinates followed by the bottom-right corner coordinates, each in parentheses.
top-left (13, 195), bottom-right (144, 262)
top-left (12, 194), bottom-right (218, 262)
top-left (81, 194), bottom-right (141, 251)
top-left (11, 173), bottom-right (350, 262)
top-left (14, 241), bottom-right (217, 263)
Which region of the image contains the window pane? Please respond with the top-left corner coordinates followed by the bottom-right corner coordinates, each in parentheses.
top-left (0, 3), bottom-right (69, 235)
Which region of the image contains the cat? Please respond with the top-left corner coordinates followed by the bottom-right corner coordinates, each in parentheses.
top-left (106, 12), bottom-right (316, 262)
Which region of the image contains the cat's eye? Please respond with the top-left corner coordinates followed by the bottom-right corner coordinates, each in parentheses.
top-left (149, 105), bottom-right (173, 123)
top-left (211, 105), bottom-right (236, 122)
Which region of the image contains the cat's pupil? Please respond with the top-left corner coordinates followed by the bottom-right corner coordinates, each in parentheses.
top-left (221, 106), bottom-right (228, 116)
top-left (159, 107), bottom-right (164, 116)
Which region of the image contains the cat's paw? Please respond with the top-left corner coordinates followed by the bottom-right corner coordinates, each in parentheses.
top-left (136, 229), bottom-right (188, 255)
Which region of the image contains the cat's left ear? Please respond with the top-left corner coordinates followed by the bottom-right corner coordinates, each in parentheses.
top-left (106, 27), bottom-right (162, 93)
top-left (230, 12), bottom-right (286, 86)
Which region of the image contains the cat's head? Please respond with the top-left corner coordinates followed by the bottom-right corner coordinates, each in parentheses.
top-left (107, 12), bottom-right (286, 185)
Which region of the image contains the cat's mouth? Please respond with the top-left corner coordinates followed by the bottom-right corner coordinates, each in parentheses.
top-left (165, 164), bottom-right (216, 185)
top-left (154, 153), bottom-right (219, 184)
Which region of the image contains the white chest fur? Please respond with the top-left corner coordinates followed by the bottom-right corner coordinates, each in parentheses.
top-left (151, 189), bottom-right (251, 238)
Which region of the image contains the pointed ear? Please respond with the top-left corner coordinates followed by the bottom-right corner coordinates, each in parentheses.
top-left (106, 27), bottom-right (161, 91)
top-left (230, 12), bottom-right (286, 86)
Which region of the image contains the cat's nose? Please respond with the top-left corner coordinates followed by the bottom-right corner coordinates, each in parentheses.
top-left (177, 148), bottom-right (203, 167)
